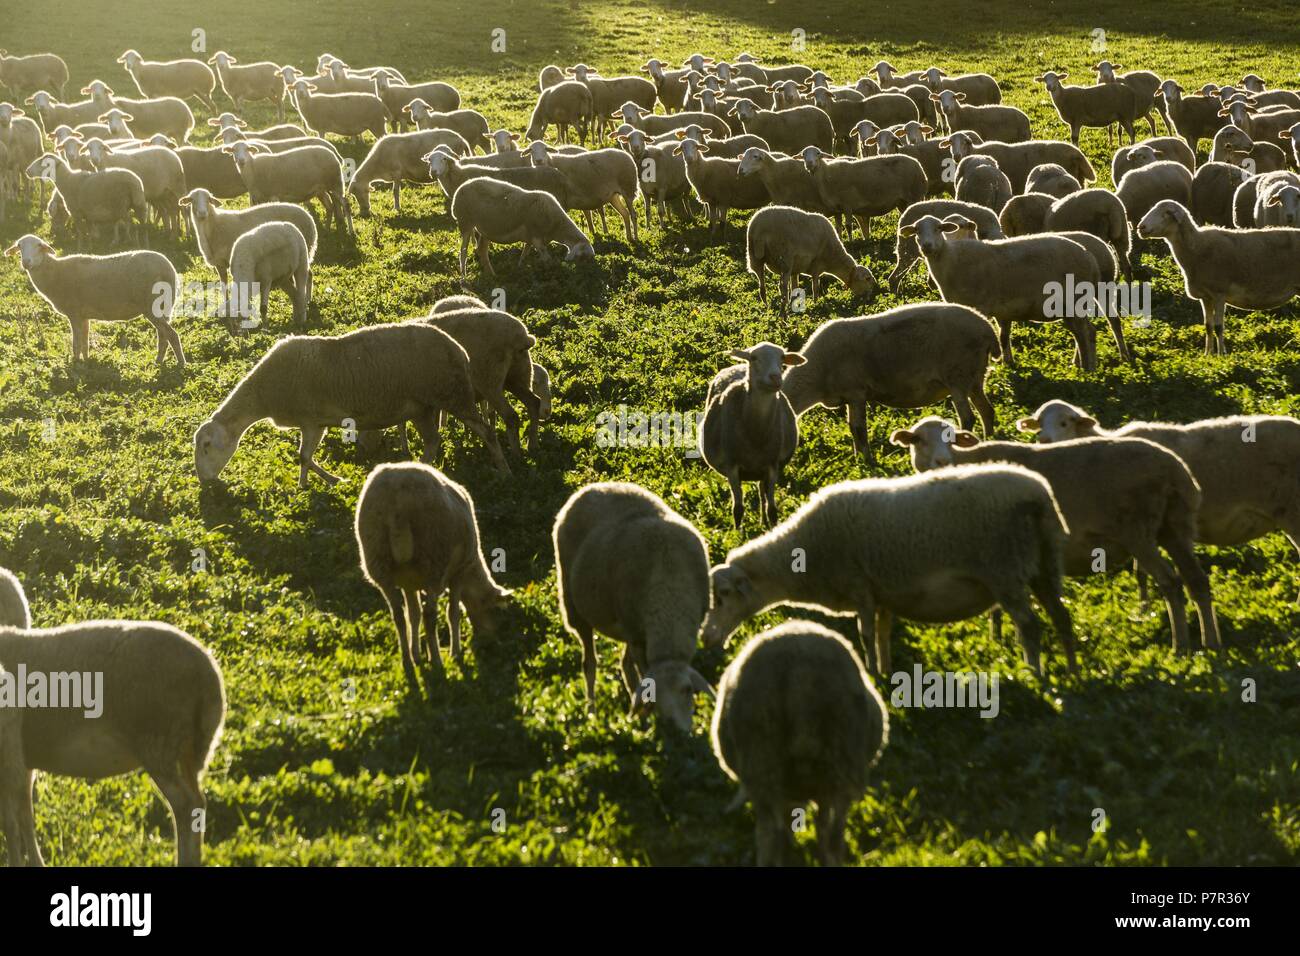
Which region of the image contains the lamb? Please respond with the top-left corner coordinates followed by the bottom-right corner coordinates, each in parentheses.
top-left (1092, 61), bottom-right (1167, 137)
top-left (226, 220), bottom-right (312, 330)
top-left (736, 146), bottom-right (828, 214)
top-left (449, 176), bottom-right (594, 279)
top-left (1025, 162), bottom-right (1081, 198)
top-left (922, 67), bottom-right (1001, 105)
top-left (675, 136), bottom-right (769, 237)
top-left (1044, 188), bottom-right (1134, 281)
top-left (0, 51), bottom-right (68, 100)
top-left (1111, 137), bottom-right (1196, 183)
top-left (701, 463), bottom-right (1075, 676)
top-left (1238, 74), bottom-right (1300, 110)
top-left (1018, 399), bottom-right (1300, 597)
top-left (118, 50), bottom-right (216, 111)
top-left (901, 214), bottom-right (1101, 368)
top-left (288, 79), bottom-right (388, 140)
top-left (1138, 199), bottom-right (1300, 354)
top-left (5, 234), bottom-right (184, 366)
top-left (426, 149), bottom-right (567, 214)
top-left (80, 137), bottom-right (186, 238)
top-left (0, 620), bottom-right (225, 867)
top-left (373, 74), bottom-right (460, 131)
top-left (1036, 70), bottom-right (1137, 145)
top-left (802, 146), bottom-right (927, 236)
top-left (1190, 161), bottom-right (1252, 227)
top-left (891, 416), bottom-right (1219, 653)
top-left (402, 100), bottom-right (490, 153)
top-left (932, 89), bottom-right (1031, 143)
top-left (943, 131), bottom-right (1095, 193)
top-left (701, 343), bottom-right (803, 528)
top-left (180, 188), bottom-right (316, 294)
top-left (355, 463), bottom-right (510, 694)
top-left (567, 64), bottom-right (656, 139)
top-left (526, 140), bottom-right (639, 242)
top-left (524, 81), bottom-right (593, 145)
top-left (208, 52), bottom-right (286, 120)
top-left (640, 59), bottom-right (691, 113)
top-left (1218, 98), bottom-right (1300, 147)
top-left (0, 568), bottom-right (29, 628)
top-left (194, 322), bottom-right (507, 485)
top-left (745, 205), bottom-right (877, 314)
top-left (224, 141), bottom-right (352, 234)
top-left (1115, 151), bottom-right (1193, 228)
top-left (726, 100), bottom-right (831, 155)
top-left (553, 482), bottom-right (714, 733)
top-left (954, 154), bottom-right (1012, 211)
top-left (1156, 80), bottom-right (1226, 152)
top-left (615, 101), bottom-right (729, 139)
top-left (711, 620), bottom-right (888, 867)
top-left (350, 128), bottom-right (469, 217)
top-left (24, 152), bottom-right (147, 246)
top-left (82, 82), bottom-right (194, 143)
top-left (891, 199), bottom-right (1004, 292)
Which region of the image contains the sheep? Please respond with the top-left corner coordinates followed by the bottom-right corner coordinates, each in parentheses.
top-left (450, 176), bottom-right (594, 279)
top-left (0, 568), bottom-right (29, 629)
top-left (726, 100), bottom-right (832, 155)
top-left (870, 61), bottom-right (927, 89)
top-left (943, 131), bottom-right (1095, 193)
top-left (225, 221), bottom-right (312, 330)
top-left (0, 51), bottom-right (68, 100)
top-left (23, 152), bottom-right (147, 247)
top-left (675, 137), bottom-right (769, 237)
top-left (1036, 70), bottom-right (1137, 145)
top-left (932, 89), bottom-right (1031, 143)
top-left (1025, 162), bottom-right (1081, 199)
top-left (224, 141), bottom-right (352, 234)
top-left (1190, 161), bottom-right (1252, 227)
top-left (639, 59), bottom-right (691, 112)
top-left (1115, 151), bottom-right (1193, 228)
top-left (180, 188), bottom-right (316, 295)
top-left (372, 74), bottom-right (461, 133)
top-left (348, 128), bottom-right (469, 217)
top-left (615, 100), bottom-right (729, 140)
top-left (195, 322), bottom-right (507, 486)
top-left (903, 213), bottom-right (1102, 367)
top-left (553, 482), bottom-right (714, 733)
top-left (923, 67), bottom-right (1001, 105)
top-left (5, 233), bottom-right (183, 366)
top-left (809, 87), bottom-right (916, 151)
top-left (891, 199), bottom-right (1004, 292)
top-left (1237, 74), bottom-right (1300, 110)
top-left (1044, 188), bottom-right (1134, 281)
top-left (426, 149), bottom-right (567, 215)
top-left (701, 343), bottom-right (803, 528)
top-left (996, 192), bottom-right (1051, 238)
top-left (1143, 198), bottom-right (1300, 356)
top-left (355, 463), bottom-right (510, 693)
top-left (207, 114), bottom-right (306, 141)
top-left (745, 205), bottom-right (877, 315)
top-left (859, 122), bottom-right (948, 195)
top-left (213, 129), bottom-right (343, 162)
top-left (311, 60), bottom-right (399, 95)
top-left (401, 100), bottom-right (489, 153)
top-left (1018, 399), bottom-right (1300, 599)
top-left (0, 619), bottom-right (225, 867)
top-left (83, 82), bottom-right (194, 143)
top-left (1093, 61), bottom-right (1167, 136)
top-left (118, 50), bottom-right (216, 111)
top-left (288, 79), bottom-right (388, 141)
top-left (0, 102), bottom-right (44, 205)
top-left (736, 146), bottom-right (828, 214)
top-left (173, 143), bottom-right (247, 200)
top-left (80, 137), bottom-right (186, 238)
top-left (1207, 123), bottom-right (1287, 174)
top-left (1219, 99), bottom-right (1300, 147)
top-left (802, 146), bottom-right (927, 236)
top-left (1156, 80), bottom-right (1226, 152)
top-left (1111, 137), bottom-right (1196, 184)
top-left (684, 127), bottom-right (769, 157)
top-left (617, 128), bottom-right (691, 227)
top-left (954, 154), bottom-right (1012, 212)
top-left (208, 52), bottom-right (286, 120)
top-left (1251, 170), bottom-right (1300, 227)
top-left (20, 90), bottom-right (100, 134)
top-left (711, 620), bottom-right (888, 867)
top-left (703, 463), bottom-right (1074, 675)
top-left (525, 81), bottom-right (593, 145)
top-left (566, 64), bottom-right (656, 140)
top-left (539, 65), bottom-right (566, 92)
top-left (526, 140), bottom-right (639, 242)
top-left (892, 416), bottom-right (1219, 653)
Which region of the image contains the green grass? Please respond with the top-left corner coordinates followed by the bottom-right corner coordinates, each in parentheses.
top-left (1, 0), bottom-right (1299, 866)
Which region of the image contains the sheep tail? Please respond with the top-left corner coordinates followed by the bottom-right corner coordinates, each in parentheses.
top-left (189, 666), bottom-right (226, 778)
top-left (387, 512), bottom-right (416, 566)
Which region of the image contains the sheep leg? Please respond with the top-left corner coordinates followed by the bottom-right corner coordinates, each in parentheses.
top-left (486, 390), bottom-right (522, 455)
top-left (855, 599), bottom-right (879, 673)
top-left (1159, 532), bottom-right (1221, 650)
top-left (143, 765), bottom-right (206, 867)
top-left (1212, 300), bottom-right (1227, 355)
top-left (756, 264), bottom-right (767, 304)
top-left (1129, 542), bottom-right (1191, 653)
top-left (574, 622), bottom-right (598, 709)
top-left (456, 409), bottom-right (511, 474)
top-left (951, 394), bottom-right (977, 433)
top-left (995, 317), bottom-right (1015, 366)
top-left (1028, 577), bottom-right (1078, 671)
top-left (505, 371), bottom-right (542, 454)
top-left (297, 425), bottom-right (340, 487)
top-left (1199, 299), bottom-right (1217, 355)
top-left (874, 606), bottom-right (892, 676)
top-left (969, 386), bottom-right (997, 437)
top-left (382, 586), bottom-right (422, 692)
top-left (150, 317), bottom-right (185, 368)
top-left (1104, 311), bottom-right (1131, 363)
top-left (754, 797), bottom-right (795, 867)
top-left (1, 765), bottom-right (41, 865)
top-left (761, 466), bottom-right (779, 527)
top-left (853, 214), bottom-right (869, 239)
top-left (999, 591), bottom-right (1045, 677)
top-left (847, 402), bottom-right (872, 461)
top-left (477, 235), bottom-right (495, 276)
top-left (815, 794), bottom-right (851, 866)
top-left (411, 410), bottom-right (442, 464)
top-left (810, 273), bottom-right (820, 303)
top-left (778, 272), bottom-right (791, 316)
top-left (458, 230), bottom-right (473, 279)
top-left (725, 471), bottom-right (746, 529)
top-left (446, 588), bottom-right (464, 663)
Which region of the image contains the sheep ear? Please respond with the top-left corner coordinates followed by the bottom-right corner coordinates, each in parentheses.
top-left (889, 429), bottom-right (916, 447)
top-left (954, 430), bottom-right (980, 447)
top-left (11, 108), bottom-right (22, 117)
top-left (689, 669), bottom-right (716, 699)
top-left (206, 117), bottom-right (221, 126)
top-left (898, 224), bottom-right (917, 237)
top-left (1033, 74), bottom-right (1045, 82)
top-left (1217, 108), bottom-right (1232, 117)
top-left (940, 221), bottom-right (961, 233)
top-left (1281, 130), bottom-right (1293, 139)
top-left (728, 348), bottom-right (751, 361)
top-left (781, 352), bottom-right (806, 366)
top-left (920, 125), bottom-right (934, 134)
top-left (1266, 194), bottom-right (1282, 206)
top-left (938, 138), bottom-right (952, 148)
top-left (928, 92), bottom-right (941, 101)
top-left (210, 196), bottom-right (225, 206)
top-left (864, 135), bottom-right (879, 145)
top-left (178, 196), bottom-right (190, 207)
top-left (955, 92), bottom-right (968, 101)
top-left (1015, 417), bottom-right (1040, 433)
top-left (3, 243), bottom-right (19, 257)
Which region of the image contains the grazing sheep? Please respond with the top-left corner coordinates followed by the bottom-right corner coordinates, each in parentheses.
top-left (1138, 199), bottom-right (1300, 354)
top-left (736, 146), bottom-right (828, 213)
top-left (450, 176), bottom-right (594, 279)
top-left (675, 137), bottom-right (769, 236)
top-left (224, 141), bottom-right (352, 234)
top-left (0, 568), bottom-right (29, 629)
top-left (1036, 70), bottom-right (1137, 145)
top-left (226, 220), bottom-right (311, 330)
top-left (870, 61), bottom-right (927, 89)
top-left (553, 482), bottom-right (714, 733)
top-left (998, 192), bottom-right (1054, 236)
top-left (954, 154), bottom-right (1012, 211)
top-left (173, 143), bottom-right (247, 200)
top-left (1045, 188), bottom-right (1134, 281)
top-left (891, 199), bottom-right (1004, 292)
top-left (711, 620), bottom-right (888, 867)
top-left (401, 100), bottom-right (490, 153)
top-left (901, 214), bottom-right (1101, 369)
top-left (527, 140), bottom-right (639, 242)
top-left (701, 342), bottom-right (803, 528)
top-left (1190, 161), bottom-right (1251, 227)
top-left (1116, 151), bottom-right (1193, 228)
top-left (208, 52), bottom-right (286, 120)
top-left (525, 81), bottom-right (593, 145)
top-left (425, 148), bottom-right (567, 214)
top-left (25, 151), bottom-right (147, 246)
top-left (745, 205), bottom-right (877, 314)
top-left (932, 89), bottom-right (1031, 143)
top-left (702, 464), bottom-right (1075, 676)
top-left (943, 131), bottom-right (1094, 193)
top-left (802, 146), bottom-right (927, 236)
top-left (892, 416), bottom-right (1219, 653)
top-left (194, 322), bottom-right (507, 485)
top-left (0, 51), bottom-right (68, 100)
top-left (727, 100), bottom-right (832, 155)
top-left (288, 79), bottom-right (388, 140)
top-left (615, 100), bottom-right (730, 139)
top-left (373, 74), bottom-right (460, 131)
top-left (923, 67), bottom-right (1001, 106)
top-left (1156, 80), bottom-right (1226, 153)
top-left (0, 620), bottom-right (225, 867)
top-left (80, 137), bottom-right (186, 238)
top-left (355, 462), bottom-right (510, 693)
top-left (118, 50), bottom-right (216, 111)
top-left (350, 128), bottom-right (469, 217)
top-left (1019, 400), bottom-right (1300, 597)
top-left (1025, 163), bottom-right (1081, 199)
top-left (5, 234), bottom-right (183, 366)
top-left (1093, 61), bottom-right (1166, 136)
top-left (567, 64), bottom-right (656, 139)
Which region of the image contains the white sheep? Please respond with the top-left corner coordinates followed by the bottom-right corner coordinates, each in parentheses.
top-left (745, 205), bottom-right (877, 314)
top-left (224, 140), bottom-right (352, 234)
top-left (450, 176), bottom-right (594, 279)
top-left (931, 89), bottom-right (1031, 143)
top-left (288, 78), bottom-right (388, 141)
top-left (0, 50), bottom-right (68, 100)
top-left (1035, 70), bottom-right (1137, 145)
top-left (350, 128), bottom-right (469, 217)
top-left (0, 568), bottom-right (29, 629)
top-left (1115, 148), bottom-right (1193, 228)
top-left (180, 187), bottom-right (317, 290)
top-left (227, 220), bottom-right (312, 329)
top-left (24, 151), bottom-right (147, 246)
top-left (943, 130), bottom-right (1094, 193)
top-left (801, 146), bottom-right (927, 237)
top-left (526, 139), bottom-right (639, 242)
top-left (674, 136), bottom-right (769, 238)
top-left (207, 52), bottom-right (286, 120)
top-left (118, 50), bottom-right (216, 111)
top-left (80, 136), bottom-right (186, 238)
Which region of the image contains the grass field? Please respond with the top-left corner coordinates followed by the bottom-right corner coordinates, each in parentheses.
top-left (1, 0), bottom-right (1299, 866)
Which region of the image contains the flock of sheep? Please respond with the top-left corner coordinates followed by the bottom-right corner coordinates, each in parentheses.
top-left (0, 38), bottom-right (1299, 868)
